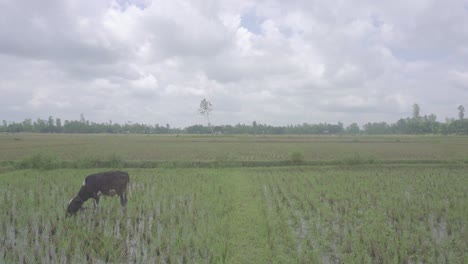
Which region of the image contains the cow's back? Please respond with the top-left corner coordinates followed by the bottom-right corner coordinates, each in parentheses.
top-left (84, 171), bottom-right (129, 193)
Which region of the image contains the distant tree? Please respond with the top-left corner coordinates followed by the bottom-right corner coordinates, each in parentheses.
top-left (252, 121), bottom-right (258, 134)
top-left (438, 123), bottom-right (448, 135)
top-left (34, 118), bottom-right (47, 133)
top-left (23, 119), bottom-right (33, 132)
top-left (346, 123), bottom-right (360, 134)
top-left (80, 113), bottom-right (86, 123)
top-left (337, 122), bottom-right (344, 133)
top-left (56, 118), bottom-right (62, 133)
top-left (7, 122), bottom-right (23, 133)
top-left (47, 116), bottom-right (55, 133)
top-left (427, 114), bottom-right (439, 133)
top-left (185, 124), bottom-right (210, 134)
top-left (412, 103), bottom-right (420, 120)
top-left (458, 105), bottom-right (465, 120)
top-left (363, 122), bottom-right (390, 134)
top-left (198, 98), bottom-right (213, 134)
top-left (5, 101), bottom-right (466, 135)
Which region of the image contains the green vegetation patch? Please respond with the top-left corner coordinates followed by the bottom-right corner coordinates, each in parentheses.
top-left (2, 134), bottom-right (468, 164)
top-left (0, 166), bottom-right (466, 263)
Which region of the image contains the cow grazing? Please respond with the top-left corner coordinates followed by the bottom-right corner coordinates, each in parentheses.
top-left (67, 171), bottom-right (129, 216)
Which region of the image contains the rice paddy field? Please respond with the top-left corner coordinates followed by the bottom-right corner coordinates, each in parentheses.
top-left (1, 133), bottom-right (468, 163)
top-left (0, 133), bottom-right (467, 263)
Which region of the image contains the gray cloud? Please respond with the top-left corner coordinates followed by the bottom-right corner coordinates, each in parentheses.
top-left (1, 0), bottom-right (467, 127)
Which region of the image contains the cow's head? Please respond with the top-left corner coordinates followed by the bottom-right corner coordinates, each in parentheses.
top-left (66, 196), bottom-right (84, 216)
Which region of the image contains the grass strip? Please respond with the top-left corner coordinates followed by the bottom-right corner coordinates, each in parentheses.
top-left (7, 155), bottom-right (468, 171)
top-left (224, 171), bottom-right (270, 263)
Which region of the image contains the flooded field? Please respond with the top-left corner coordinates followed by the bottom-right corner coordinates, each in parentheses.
top-left (0, 166), bottom-right (466, 263)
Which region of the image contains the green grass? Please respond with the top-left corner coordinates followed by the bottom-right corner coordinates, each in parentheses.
top-left (0, 166), bottom-right (466, 263)
top-left (224, 170), bottom-right (269, 263)
top-left (1, 134), bottom-right (468, 164)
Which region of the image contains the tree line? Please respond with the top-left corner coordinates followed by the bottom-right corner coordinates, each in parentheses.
top-left (1, 104), bottom-right (467, 135)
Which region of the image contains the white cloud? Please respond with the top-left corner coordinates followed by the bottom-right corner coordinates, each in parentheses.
top-left (449, 70), bottom-right (468, 90)
top-left (0, 0), bottom-right (467, 126)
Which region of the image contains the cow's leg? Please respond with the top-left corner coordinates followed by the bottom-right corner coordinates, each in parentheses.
top-left (119, 192), bottom-right (127, 207)
top-left (93, 195), bottom-right (100, 209)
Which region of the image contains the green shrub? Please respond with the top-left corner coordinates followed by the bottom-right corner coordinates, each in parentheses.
top-left (72, 156), bottom-right (103, 168)
top-left (342, 152), bottom-right (365, 165)
top-left (290, 152), bottom-right (304, 165)
top-left (107, 154), bottom-right (124, 168)
top-left (15, 152), bottom-right (59, 170)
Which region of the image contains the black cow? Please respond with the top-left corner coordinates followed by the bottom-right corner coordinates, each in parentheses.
top-left (67, 171), bottom-right (129, 216)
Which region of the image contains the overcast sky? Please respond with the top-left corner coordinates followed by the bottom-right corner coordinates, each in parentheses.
top-left (1, 0), bottom-right (467, 127)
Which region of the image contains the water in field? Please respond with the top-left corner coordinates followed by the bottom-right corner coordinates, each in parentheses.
top-left (0, 166), bottom-right (466, 263)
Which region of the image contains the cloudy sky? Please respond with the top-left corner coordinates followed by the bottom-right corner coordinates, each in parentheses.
top-left (1, 0), bottom-right (467, 127)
